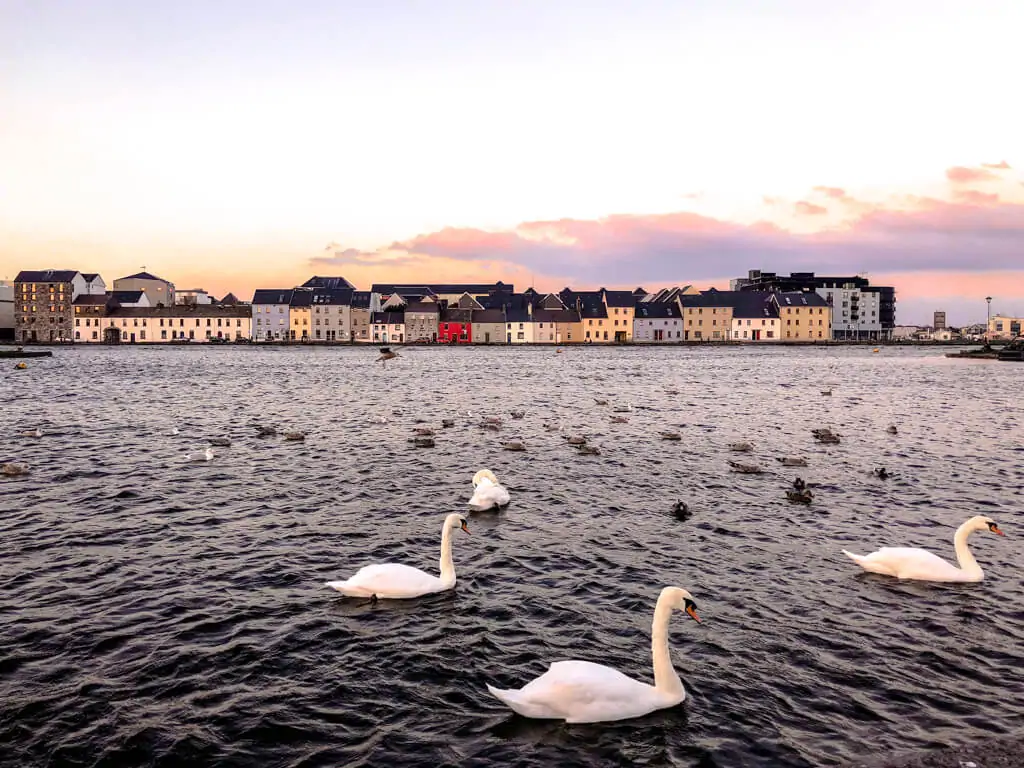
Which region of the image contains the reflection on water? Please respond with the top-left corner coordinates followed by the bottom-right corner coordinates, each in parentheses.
top-left (0, 345), bottom-right (1020, 767)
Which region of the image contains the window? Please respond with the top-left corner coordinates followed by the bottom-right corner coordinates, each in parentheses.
top-left (75, 331), bottom-right (80, 340)
top-left (92, 331), bottom-right (98, 340)
top-left (75, 319), bottom-right (80, 326)
top-left (140, 331), bottom-right (146, 340)
top-left (161, 330), bottom-right (167, 339)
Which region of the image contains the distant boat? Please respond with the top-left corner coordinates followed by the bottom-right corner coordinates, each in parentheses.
top-left (0, 349), bottom-right (53, 359)
top-left (997, 337), bottom-right (1024, 362)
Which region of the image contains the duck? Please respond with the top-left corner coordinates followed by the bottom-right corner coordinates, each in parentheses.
top-left (485, 587), bottom-right (702, 723)
top-left (576, 445), bottom-right (601, 456)
top-left (22, 428), bottom-right (43, 438)
top-left (812, 428), bottom-right (841, 444)
top-left (284, 431), bottom-right (306, 441)
top-left (543, 422), bottom-right (561, 432)
top-left (209, 437), bottom-right (231, 447)
top-left (14, 362), bottom-right (27, 370)
top-left (483, 416), bottom-right (504, 426)
top-left (255, 425), bottom-right (278, 437)
top-left (467, 469), bottom-right (511, 511)
top-left (594, 398), bottom-right (609, 406)
top-left (509, 410), bottom-right (525, 420)
top-left (413, 427), bottom-right (435, 437)
top-left (501, 441), bottom-right (526, 452)
top-left (565, 435), bottom-right (588, 446)
top-left (186, 448), bottom-right (215, 462)
top-left (610, 416), bottom-right (629, 424)
top-left (821, 388), bottom-right (833, 396)
top-left (441, 419), bottom-right (455, 428)
top-left (659, 432), bottom-right (682, 441)
top-left (728, 442), bottom-right (754, 453)
top-left (412, 436), bottom-right (435, 448)
top-left (792, 477), bottom-right (807, 492)
top-left (841, 516), bottom-right (1005, 582)
top-left (1, 462), bottom-right (30, 476)
top-left (326, 513), bottom-right (470, 599)
top-left (776, 457), bottom-right (808, 467)
top-left (886, 425), bottom-right (898, 435)
top-left (786, 488), bottom-right (813, 503)
top-left (728, 460), bottom-right (762, 474)
top-left (671, 501), bottom-right (692, 521)
top-left (873, 467), bottom-right (890, 480)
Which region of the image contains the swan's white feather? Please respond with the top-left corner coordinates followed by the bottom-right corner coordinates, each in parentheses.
top-left (325, 563), bottom-right (447, 598)
top-left (842, 547), bottom-right (971, 582)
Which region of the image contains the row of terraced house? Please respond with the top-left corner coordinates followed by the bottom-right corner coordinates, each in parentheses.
top-left (11, 268), bottom-right (896, 344)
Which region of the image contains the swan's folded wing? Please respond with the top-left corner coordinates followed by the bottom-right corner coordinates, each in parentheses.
top-left (867, 547), bottom-right (961, 578)
top-left (521, 660), bottom-right (651, 708)
top-left (343, 563), bottom-right (442, 595)
top-left (468, 483), bottom-right (508, 509)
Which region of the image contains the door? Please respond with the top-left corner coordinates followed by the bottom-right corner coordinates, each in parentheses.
top-left (752, 329), bottom-right (760, 341)
top-left (130, 333), bottom-right (136, 343)
top-left (484, 332), bottom-right (490, 343)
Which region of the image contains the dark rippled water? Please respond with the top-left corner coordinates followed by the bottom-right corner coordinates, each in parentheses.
top-left (1, 345), bottom-right (1022, 767)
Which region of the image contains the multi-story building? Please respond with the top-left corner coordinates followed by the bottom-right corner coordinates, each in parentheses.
top-left (603, 290), bottom-right (636, 342)
top-left (251, 289), bottom-right (293, 341)
top-left (289, 290), bottom-right (312, 341)
top-left (351, 291), bottom-right (374, 342)
top-left (113, 270), bottom-right (175, 307)
top-left (770, 292), bottom-right (831, 340)
top-left (176, 289), bottom-right (213, 305)
top-left (372, 282), bottom-right (513, 307)
top-left (439, 308), bottom-right (472, 343)
top-left (0, 280), bottom-right (13, 341)
top-left (14, 269), bottom-right (89, 343)
top-left (730, 293), bottom-right (781, 341)
top-left (678, 290), bottom-right (734, 341)
top-left (732, 270), bottom-right (895, 340)
top-left (370, 311), bottom-right (405, 343)
top-left (72, 294), bottom-right (113, 341)
top-left (989, 315), bottom-right (1023, 340)
top-left (310, 288), bottom-right (352, 341)
top-left (633, 302), bottom-right (684, 342)
top-left (404, 301), bottom-right (440, 342)
top-left (934, 311), bottom-right (947, 330)
top-left (471, 309), bottom-right (506, 344)
top-left (81, 305), bottom-right (252, 343)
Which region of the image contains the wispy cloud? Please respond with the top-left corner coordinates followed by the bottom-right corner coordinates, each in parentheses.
top-left (813, 186), bottom-right (847, 199)
top-left (795, 201), bottom-right (828, 216)
top-left (982, 160), bottom-right (1011, 170)
top-left (946, 165), bottom-right (999, 184)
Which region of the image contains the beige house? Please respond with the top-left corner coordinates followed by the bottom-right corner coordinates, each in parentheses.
top-left (679, 290), bottom-right (734, 341)
top-left (78, 305), bottom-right (251, 343)
top-left (989, 314), bottom-right (1023, 340)
top-left (112, 270), bottom-right (175, 307)
top-left (310, 288), bottom-right (352, 342)
top-left (289, 290), bottom-right (312, 341)
top-left (351, 291), bottom-right (374, 342)
top-left (404, 300), bottom-right (440, 342)
top-left (772, 292), bottom-right (831, 341)
top-left (471, 308), bottom-right (505, 344)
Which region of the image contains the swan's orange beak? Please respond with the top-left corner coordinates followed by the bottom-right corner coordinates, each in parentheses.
top-left (685, 604), bottom-right (701, 623)
top-left (461, 521), bottom-right (471, 535)
top-left (991, 525), bottom-right (1005, 536)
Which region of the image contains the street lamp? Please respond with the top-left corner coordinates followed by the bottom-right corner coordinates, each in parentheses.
top-left (986, 296), bottom-right (992, 343)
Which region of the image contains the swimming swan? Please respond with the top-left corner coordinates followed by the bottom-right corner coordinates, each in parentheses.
top-left (841, 515), bottom-right (1005, 582)
top-left (486, 586), bottom-right (702, 723)
top-left (467, 469), bottom-right (511, 511)
top-left (325, 513), bottom-right (470, 599)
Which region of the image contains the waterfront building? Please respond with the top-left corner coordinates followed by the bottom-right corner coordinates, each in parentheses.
top-left (82, 273), bottom-right (107, 296)
top-left (371, 311), bottom-right (405, 343)
top-left (770, 291), bottom-right (831, 340)
top-left (732, 270), bottom-right (895, 340)
top-left (934, 311), bottom-right (947, 330)
top-left (603, 290), bottom-right (636, 342)
top-left (302, 275), bottom-right (356, 290)
top-left (73, 294), bottom-right (113, 341)
top-left (989, 315), bottom-right (1023, 340)
top-left (289, 290), bottom-right (312, 341)
top-left (310, 288), bottom-right (353, 341)
top-left (109, 290), bottom-right (151, 308)
top-left (0, 280), bottom-right (13, 341)
top-left (678, 290), bottom-right (734, 341)
top-left (76, 304), bottom-right (251, 343)
top-left (505, 306), bottom-right (533, 344)
top-left (112, 270), bottom-right (175, 307)
top-left (14, 269), bottom-right (89, 343)
top-left (251, 289), bottom-right (293, 341)
top-left (404, 301), bottom-right (440, 342)
top-left (470, 308), bottom-right (506, 344)
top-left (559, 288), bottom-right (634, 343)
top-left (372, 282), bottom-right (513, 307)
top-left (176, 289), bottom-right (213, 305)
top-left (350, 291), bottom-right (375, 342)
top-left (633, 302), bottom-right (684, 342)
top-left (439, 308), bottom-right (472, 343)
top-left (729, 294), bottom-right (781, 341)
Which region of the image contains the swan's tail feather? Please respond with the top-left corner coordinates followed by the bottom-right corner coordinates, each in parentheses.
top-left (841, 549), bottom-right (866, 564)
top-left (486, 684), bottom-right (558, 719)
top-left (325, 580), bottom-right (372, 596)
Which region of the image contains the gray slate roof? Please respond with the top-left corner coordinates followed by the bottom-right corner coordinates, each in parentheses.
top-left (252, 289), bottom-right (294, 305)
top-left (15, 270), bottom-right (81, 283)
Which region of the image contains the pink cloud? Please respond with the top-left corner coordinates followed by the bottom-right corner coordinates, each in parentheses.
top-left (953, 189), bottom-right (1000, 205)
top-left (946, 166), bottom-right (999, 184)
top-left (813, 186), bottom-right (847, 199)
top-left (982, 160), bottom-right (1011, 170)
top-left (795, 201), bottom-right (828, 216)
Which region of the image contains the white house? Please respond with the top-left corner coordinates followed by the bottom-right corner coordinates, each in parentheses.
top-left (251, 289), bottom-right (293, 341)
top-left (633, 302), bottom-right (684, 342)
top-left (371, 311), bottom-right (405, 343)
top-left (310, 288), bottom-right (353, 342)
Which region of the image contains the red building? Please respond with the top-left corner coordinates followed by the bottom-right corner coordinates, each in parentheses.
top-left (439, 308), bottom-right (472, 343)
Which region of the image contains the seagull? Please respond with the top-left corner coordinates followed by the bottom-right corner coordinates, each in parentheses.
top-left (209, 437), bottom-right (231, 447)
top-left (376, 347), bottom-right (399, 365)
top-left (593, 398), bottom-right (609, 406)
top-left (501, 441), bottom-right (526, 452)
top-left (169, 427), bottom-right (180, 436)
top-left (2, 462), bottom-right (30, 476)
top-left (22, 428), bottom-right (43, 438)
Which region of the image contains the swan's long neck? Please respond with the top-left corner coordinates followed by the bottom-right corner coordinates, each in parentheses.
top-left (438, 522), bottom-right (456, 585)
top-left (651, 595), bottom-right (684, 697)
top-left (953, 521), bottom-right (982, 577)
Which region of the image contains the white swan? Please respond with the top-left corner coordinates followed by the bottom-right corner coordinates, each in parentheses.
top-left (186, 447), bottom-right (214, 462)
top-left (325, 513), bottom-right (470, 599)
top-left (467, 469), bottom-right (511, 511)
top-left (841, 515), bottom-right (1005, 582)
top-left (486, 586), bottom-right (702, 723)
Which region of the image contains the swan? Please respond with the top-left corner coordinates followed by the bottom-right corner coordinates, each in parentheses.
top-left (186, 448), bottom-right (214, 462)
top-left (325, 513), bottom-right (470, 598)
top-left (486, 586), bottom-right (702, 723)
top-left (841, 516), bottom-right (1005, 582)
top-left (468, 469), bottom-right (511, 511)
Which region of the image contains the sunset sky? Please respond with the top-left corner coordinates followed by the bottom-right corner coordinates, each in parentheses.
top-left (2, 0), bottom-right (1022, 324)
